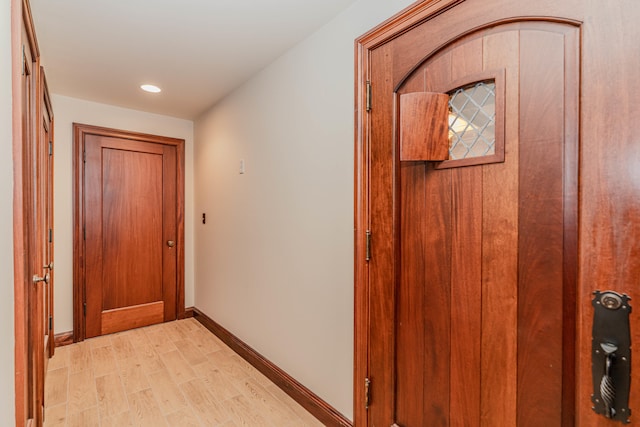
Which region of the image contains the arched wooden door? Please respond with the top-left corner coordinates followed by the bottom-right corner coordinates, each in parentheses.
top-left (355, 1), bottom-right (640, 426)
top-left (393, 21), bottom-right (578, 426)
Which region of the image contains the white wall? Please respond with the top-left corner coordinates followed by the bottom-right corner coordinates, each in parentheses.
top-left (51, 95), bottom-right (195, 333)
top-left (0, 1), bottom-right (15, 424)
top-left (194, 0), bottom-right (414, 419)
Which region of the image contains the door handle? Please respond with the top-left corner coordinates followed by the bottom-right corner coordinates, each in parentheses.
top-left (43, 262), bottom-right (53, 270)
top-left (591, 291), bottom-right (631, 423)
top-left (33, 273), bottom-right (49, 285)
top-left (166, 240), bottom-right (175, 248)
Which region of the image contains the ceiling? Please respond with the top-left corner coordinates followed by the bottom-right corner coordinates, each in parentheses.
top-left (29, 0), bottom-right (359, 119)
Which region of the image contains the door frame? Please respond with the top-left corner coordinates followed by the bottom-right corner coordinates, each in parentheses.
top-left (72, 123), bottom-right (186, 342)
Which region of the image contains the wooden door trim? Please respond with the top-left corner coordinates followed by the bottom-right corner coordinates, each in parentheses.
top-left (12, 0), bottom-right (27, 423)
top-left (13, 0), bottom-right (41, 424)
top-left (73, 123), bottom-right (186, 341)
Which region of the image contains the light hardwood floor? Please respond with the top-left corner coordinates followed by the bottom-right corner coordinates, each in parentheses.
top-left (44, 318), bottom-right (324, 427)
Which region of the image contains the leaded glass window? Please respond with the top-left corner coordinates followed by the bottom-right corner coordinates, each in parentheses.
top-left (448, 81), bottom-right (496, 160)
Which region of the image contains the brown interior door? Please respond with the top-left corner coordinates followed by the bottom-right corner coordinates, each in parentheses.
top-left (40, 68), bottom-right (55, 368)
top-left (393, 22), bottom-right (578, 425)
top-left (356, 1), bottom-right (640, 426)
top-left (21, 20), bottom-right (47, 425)
top-left (79, 127), bottom-right (184, 338)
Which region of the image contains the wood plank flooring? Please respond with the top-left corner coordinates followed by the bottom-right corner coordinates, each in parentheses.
top-left (44, 318), bottom-right (324, 427)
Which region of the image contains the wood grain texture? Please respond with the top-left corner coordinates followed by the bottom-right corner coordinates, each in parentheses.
top-left (45, 319), bottom-right (324, 426)
top-left (517, 28), bottom-right (566, 425)
top-left (101, 302), bottom-right (164, 335)
top-left (357, 1), bottom-right (640, 426)
top-left (162, 145), bottom-right (178, 321)
top-left (394, 74), bottom-right (426, 426)
top-left (421, 163), bottom-right (452, 425)
top-left (449, 166), bottom-right (483, 426)
top-left (366, 42), bottom-right (396, 427)
top-left (191, 308), bottom-right (352, 427)
top-left (53, 332), bottom-right (74, 347)
top-left (74, 123), bottom-right (185, 341)
top-left (399, 92), bottom-right (449, 161)
top-left (101, 147), bottom-right (163, 309)
top-left (395, 162), bottom-right (427, 427)
top-left (480, 28), bottom-right (519, 427)
top-left (576, 2), bottom-right (640, 425)
top-left (561, 27), bottom-right (579, 427)
top-left (12, 1), bottom-right (28, 423)
top-left (448, 35), bottom-right (483, 427)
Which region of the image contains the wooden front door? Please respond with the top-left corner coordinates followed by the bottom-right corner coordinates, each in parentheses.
top-left (395, 22), bottom-right (577, 426)
top-left (355, 1), bottom-right (640, 426)
top-left (74, 124), bottom-right (185, 339)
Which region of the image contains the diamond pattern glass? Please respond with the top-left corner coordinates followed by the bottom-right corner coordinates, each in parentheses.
top-left (448, 81), bottom-right (496, 160)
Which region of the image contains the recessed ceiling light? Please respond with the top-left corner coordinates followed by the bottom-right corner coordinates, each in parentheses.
top-left (141, 84), bottom-right (161, 93)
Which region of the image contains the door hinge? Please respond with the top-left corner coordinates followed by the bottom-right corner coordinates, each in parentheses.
top-left (22, 45), bottom-right (25, 76)
top-left (48, 141), bottom-right (53, 156)
top-left (83, 150), bottom-right (86, 163)
top-left (365, 230), bottom-right (372, 261)
top-left (83, 302), bottom-right (87, 316)
top-left (48, 315), bottom-right (52, 331)
top-left (48, 228), bottom-right (52, 243)
top-left (366, 81), bottom-right (372, 112)
top-left (365, 377), bottom-right (371, 409)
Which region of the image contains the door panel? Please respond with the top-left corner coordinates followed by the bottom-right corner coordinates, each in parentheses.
top-left (357, 1), bottom-right (640, 426)
top-left (40, 68), bottom-right (54, 370)
top-left (360, 15), bottom-right (580, 426)
top-left (101, 146), bottom-right (164, 309)
top-left (82, 131), bottom-right (181, 338)
top-left (394, 24), bottom-right (577, 426)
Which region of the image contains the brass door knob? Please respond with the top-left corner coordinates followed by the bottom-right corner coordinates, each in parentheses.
top-left (33, 273), bottom-right (49, 284)
top-left (167, 240), bottom-right (175, 248)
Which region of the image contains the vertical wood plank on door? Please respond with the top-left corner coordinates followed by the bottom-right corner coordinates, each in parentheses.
top-left (396, 162), bottom-right (427, 426)
top-left (448, 36), bottom-right (483, 427)
top-left (422, 162), bottom-right (452, 425)
top-left (368, 42), bottom-right (396, 426)
top-left (480, 29), bottom-right (519, 427)
top-left (395, 72), bottom-right (426, 427)
top-left (450, 37), bottom-right (483, 82)
top-left (450, 166), bottom-right (483, 426)
top-left (561, 27), bottom-right (579, 427)
top-left (517, 29), bottom-right (566, 425)
top-left (424, 52), bottom-right (451, 92)
top-left (577, 3), bottom-right (640, 425)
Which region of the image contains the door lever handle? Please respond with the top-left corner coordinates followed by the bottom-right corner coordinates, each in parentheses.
top-left (600, 342), bottom-right (618, 419)
top-left (33, 273), bottom-right (49, 284)
top-left (591, 291), bottom-right (631, 424)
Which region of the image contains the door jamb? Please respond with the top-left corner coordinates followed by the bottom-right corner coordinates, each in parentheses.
top-left (72, 123), bottom-right (186, 342)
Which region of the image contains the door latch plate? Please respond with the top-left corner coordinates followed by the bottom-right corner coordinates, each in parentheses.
top-left (591, 290), bottom-right (632, 423)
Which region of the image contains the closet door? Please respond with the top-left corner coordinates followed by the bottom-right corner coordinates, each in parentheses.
top-left (15, 1), bottom-right (51, 424)
top-left (40, 68), bottom-right (55, 365)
